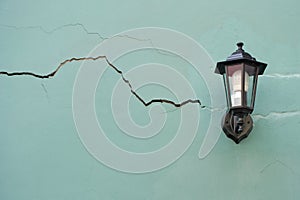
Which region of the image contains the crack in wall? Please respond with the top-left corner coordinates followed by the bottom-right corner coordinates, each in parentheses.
top-left (0, 56), bottom-right (205, 108)
top-left (0, 23), bottom-right (180, 59)
top-left (253, 110), bottom-right (300, 120)
top-left (260, 159), bottom-right (299, 176)
top-left (41, 83), bottom-right (50, 103)
top-left (0, 23), bottom-right (107, 40)
top-left (162, 106), bottom-right (225, 115)
top-left (262, 73), bottom-right (300, 79)
top-left (0, 23), bottom-right (154, 43)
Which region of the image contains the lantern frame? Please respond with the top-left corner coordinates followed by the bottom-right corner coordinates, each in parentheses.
top-left (215, 42), bottom-right (267, 143)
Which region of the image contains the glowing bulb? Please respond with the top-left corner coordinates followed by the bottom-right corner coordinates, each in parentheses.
top-left (231, 70), bottom-right (249, 106)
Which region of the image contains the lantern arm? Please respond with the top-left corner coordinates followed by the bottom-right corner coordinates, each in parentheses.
top-left (222, 110), bottom-right (253, 144)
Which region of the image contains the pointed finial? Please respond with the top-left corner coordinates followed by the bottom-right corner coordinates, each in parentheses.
top-left (237, 42), bottom-right (244, 50)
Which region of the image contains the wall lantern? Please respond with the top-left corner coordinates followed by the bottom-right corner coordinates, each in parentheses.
top-left (215, 42), bottom-right (267, 144)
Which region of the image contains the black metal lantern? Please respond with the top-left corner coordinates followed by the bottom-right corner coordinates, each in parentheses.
top-left (215, 42), bottom-right (267, 144)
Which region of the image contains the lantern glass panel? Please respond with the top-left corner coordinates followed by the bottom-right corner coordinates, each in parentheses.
top-left (222, 73), bottom-right (231, 107)
top-left (226, 63), bottom-right (244, 107)
top-left (245, 65), bottom-right (256, 107)
top-left (245, 64), bottom-right (258, 108)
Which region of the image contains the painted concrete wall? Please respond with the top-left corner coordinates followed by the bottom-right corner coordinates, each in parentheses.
top-left (1, 0), bottom-right (299, 199)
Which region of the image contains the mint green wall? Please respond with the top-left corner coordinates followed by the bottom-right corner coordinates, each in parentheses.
top-left (1, 0), bottom-right (300, 199)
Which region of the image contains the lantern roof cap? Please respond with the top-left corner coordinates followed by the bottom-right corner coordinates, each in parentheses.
top-left (215, 42), bottom-right (267, 75)
top-left (226, 42), bottom-right (255, 61)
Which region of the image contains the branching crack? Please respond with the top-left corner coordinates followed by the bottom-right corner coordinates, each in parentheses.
top-left (0, 23), bottom-right (107, 40)
top-left (0, 23), bottom-right (153, 43)
top-left (0, 23), bottom-right (182, 60)
top-left (0, 56), bottom-right (205, 108)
